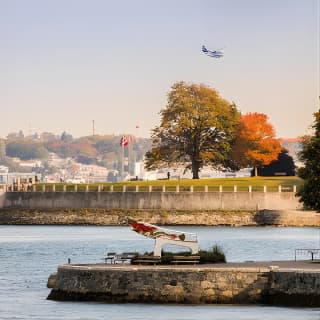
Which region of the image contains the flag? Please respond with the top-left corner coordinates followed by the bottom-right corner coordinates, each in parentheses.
top-left (120, 136), bottom-right (129, 146)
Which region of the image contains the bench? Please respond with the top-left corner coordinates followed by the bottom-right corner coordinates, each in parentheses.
top-left (114, 252), bottom-right (137, 264)
top-left (104, 252), bottom-right (137, 264)
top-left (171, 260), bottom-right (199, 265)
top-left (171, 255), bottom-right (200, 265)
top-left (132, 255), bottom-right (161, 265)
top-left (104, 252), bottom-right (116, 264)
top-left (132, 259), bottom-right (161, 265)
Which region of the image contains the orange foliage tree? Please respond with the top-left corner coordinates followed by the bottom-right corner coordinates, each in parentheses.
top-left (232, 112), bottom-right (282, 176)
top-left (70, 140), bottom-right (98, 157)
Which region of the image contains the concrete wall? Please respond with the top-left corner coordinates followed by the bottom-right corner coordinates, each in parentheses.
top-left (1, 191), bottom-right (303, 210)
top-left (48, 265), bottom-right (320, 306)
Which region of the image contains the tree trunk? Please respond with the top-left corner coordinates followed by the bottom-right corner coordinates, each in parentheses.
top-left (254, 166), bottom-right (258, 177)
top-left (192, 160), bottom-right (200, 179)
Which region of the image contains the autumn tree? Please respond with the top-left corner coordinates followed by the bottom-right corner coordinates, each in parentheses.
top-left (45, 140), bottom-right (74, 158)
top-left (232, 112), bottom-right (282, 176)
top-left (297, 109), bottom-right (320, 211)
top-left (145, 81), bottom-right (240, 179)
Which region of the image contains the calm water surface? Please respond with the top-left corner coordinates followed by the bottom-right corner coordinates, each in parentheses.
top-left (0, 225), bottom-right (319, 320)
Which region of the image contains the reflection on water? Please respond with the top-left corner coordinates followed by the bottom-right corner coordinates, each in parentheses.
top-left (0, 225), bottom-right (319, 320)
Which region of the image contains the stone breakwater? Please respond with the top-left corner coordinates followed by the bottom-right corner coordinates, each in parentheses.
top-left (0, 208), bottom-right (319, 226)
top-left (47, 262), bottom-right (320, 306)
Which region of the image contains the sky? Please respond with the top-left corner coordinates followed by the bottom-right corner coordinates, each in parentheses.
top-left (0, 0), bottom-right (319, 139)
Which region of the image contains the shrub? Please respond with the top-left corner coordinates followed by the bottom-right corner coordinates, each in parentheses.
top-left (139, 246), bottom-right (226, 264)
top-left (199, 245), bottom-right (226, 263)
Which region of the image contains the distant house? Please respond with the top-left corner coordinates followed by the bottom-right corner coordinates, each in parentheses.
top-left (65, 177), bottom-right (86, 184)
top-left (0, 165), bottom-right (9, 173)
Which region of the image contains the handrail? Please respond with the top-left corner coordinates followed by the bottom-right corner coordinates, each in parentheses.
top-left (295, 248), bottom-right (320, 261)
top-left (4, 184), bottom-right (298, 193)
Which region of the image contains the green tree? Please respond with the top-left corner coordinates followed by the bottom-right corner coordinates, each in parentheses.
top-left (60, 131), bottom-right (73, 142)
top-left (0, 139), bottom-right (30, 172)
top-left (145, 81), bottom-right (240, 179)
top-left (6, 140), bottom-right (49, 160)
top-left (297, 109), bottom-right (320, 211)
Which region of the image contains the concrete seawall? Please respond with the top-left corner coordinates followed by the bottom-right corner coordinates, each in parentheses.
top-left (1, 191), bottom-right (302, 210)
top-left (1, 191), bottom-right (318, 227)
top-left (47, 262), bottom-right (320, 306)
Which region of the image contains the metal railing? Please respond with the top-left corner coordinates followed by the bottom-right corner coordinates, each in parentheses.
top-left (295, 249), bottom-right (320, 261)
top-left (3, 184), bottom-right (298, 193)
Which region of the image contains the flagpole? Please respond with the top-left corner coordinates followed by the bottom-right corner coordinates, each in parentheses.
top-left (121, 142), bottom-right (124, 181)
top-left (134, 125), bottom-right (140, 180)
top-left (127, 136), bottom-right (130, 177)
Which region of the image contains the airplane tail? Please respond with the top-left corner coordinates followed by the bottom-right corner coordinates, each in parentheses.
top-left (202, 45), bottom-right (208, 53)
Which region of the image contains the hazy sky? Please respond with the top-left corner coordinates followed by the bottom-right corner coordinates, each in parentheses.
top-left (1, 0), bottom-right (319, 139)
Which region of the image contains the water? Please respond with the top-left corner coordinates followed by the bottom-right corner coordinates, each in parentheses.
top-left (0, 225), bottom-right (319, 319)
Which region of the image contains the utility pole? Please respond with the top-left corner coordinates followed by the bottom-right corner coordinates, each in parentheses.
top-left (92, 120), bottom-right (95, 137)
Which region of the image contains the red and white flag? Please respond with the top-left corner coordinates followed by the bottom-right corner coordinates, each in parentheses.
top-left (120, 136), bottom-right (129, 146)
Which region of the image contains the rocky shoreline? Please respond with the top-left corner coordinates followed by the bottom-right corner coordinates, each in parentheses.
top-left (0, 208), bottom-right (318, 226)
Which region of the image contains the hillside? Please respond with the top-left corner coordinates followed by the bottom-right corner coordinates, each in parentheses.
top-left (0, 133), bottom-right (151, 180)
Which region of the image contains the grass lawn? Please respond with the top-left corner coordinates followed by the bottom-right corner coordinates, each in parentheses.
top-left (119, 176), bottom-right (303, 192)
top-left (39, 176), bottom-right (303, 192)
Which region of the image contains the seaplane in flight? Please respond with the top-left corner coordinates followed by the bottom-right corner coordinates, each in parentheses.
top-left (202, 45), bottom-right (224, 58)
